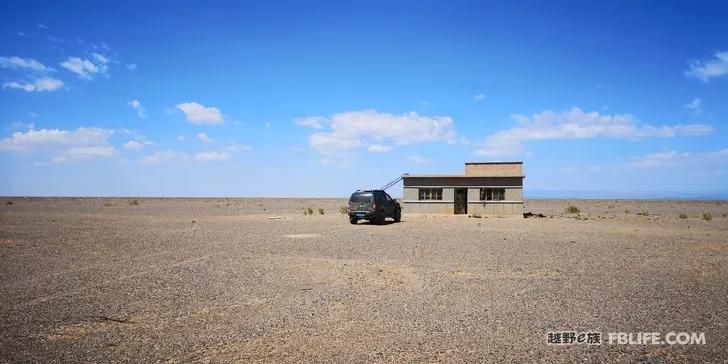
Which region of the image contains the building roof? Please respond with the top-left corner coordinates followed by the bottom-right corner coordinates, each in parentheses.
top-left (404, 174), bottom-right (526, 178)
top-left (464, 161), bottom-right (523, 165)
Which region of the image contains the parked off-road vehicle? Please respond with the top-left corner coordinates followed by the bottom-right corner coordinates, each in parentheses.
top-left (347, 190), bottom-right (401, 225)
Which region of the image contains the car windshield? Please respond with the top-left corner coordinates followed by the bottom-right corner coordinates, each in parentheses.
top-left (350, 193), bottom-right (373, 203)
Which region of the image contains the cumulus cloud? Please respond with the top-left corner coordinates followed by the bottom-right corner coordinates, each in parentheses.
top-left (126, 63), bottom-right (138, 71)
top-left (628, 148), bottom-right (728, 168)
top-left (176, 102), bottom-right (224, 125)
top-left (225, 143), bottom-right (252, 152)
top-left (197, 133), bottom-right (213, 143)
top-left (0, 127), bottom-right (113, 152)
top-left (3, 77), bottom-right (64, 92)
top-left (299, 109), bottom-right (458, 156)
top-left (0, 56), bottom-right (53, 72)
top-left (685, 51), bottom-right (728, 82)
top-left (684, 98), bottom-right (702, 115)
top-left (475, 107), bottom-right (714, 157)
top-left (367, 144), bottom-right (392, 153)
top-left (194, 151), bottom-right (229, 161)
top-left (139, 150), bottom-right (230, 164)
top-left (295, 116), bottom-right (325, 129)
top-left (473, 93), bottom-right (485, 101)
top-left (60, 56), bottom-right (108, 79)
top-left (128, 99), bottom-right (146, 118)
top-left (123, 140), bottom-right (144, 151)
top-left (0, 127), bottom-right (118, 163)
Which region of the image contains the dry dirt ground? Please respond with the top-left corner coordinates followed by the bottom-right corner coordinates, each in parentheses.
top-left (1, 198), bottom-right (727, 362)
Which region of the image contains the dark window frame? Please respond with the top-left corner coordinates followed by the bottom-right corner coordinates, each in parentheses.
top-left (418, 188), bottom-right (443, 201)
top-left (480, 188), bottom-right (505, 201)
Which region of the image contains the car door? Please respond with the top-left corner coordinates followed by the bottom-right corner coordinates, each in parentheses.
top-left (383, 192), bottom-right (395, 216)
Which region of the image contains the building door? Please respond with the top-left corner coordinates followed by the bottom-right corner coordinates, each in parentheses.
top-left (454, 188), bottom-right (468, 214)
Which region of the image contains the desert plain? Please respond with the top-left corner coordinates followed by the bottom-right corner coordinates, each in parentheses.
top-left (1, 197), bottom-right (727, 362)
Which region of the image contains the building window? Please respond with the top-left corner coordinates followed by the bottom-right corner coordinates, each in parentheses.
top-left (480, 188), bottom-right (505, 201)
top-left (418, 188), bottom-right (443, 200)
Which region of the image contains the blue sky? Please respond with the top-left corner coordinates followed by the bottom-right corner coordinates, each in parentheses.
top-left (1, 0), bottom-right (727, 197)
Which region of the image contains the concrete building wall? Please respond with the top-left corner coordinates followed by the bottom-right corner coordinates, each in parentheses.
top-left (465, 162), bottom-right (522, 177)
top-left (402, 184), bottom-right (524, 216)
top-left (403, 176), bottom-right (523, 187)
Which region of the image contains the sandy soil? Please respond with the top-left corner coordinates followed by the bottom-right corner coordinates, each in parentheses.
top-left (1, 197), bottom-right (727, 362)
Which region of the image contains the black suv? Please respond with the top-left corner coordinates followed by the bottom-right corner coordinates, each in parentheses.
top-left (347, 190), bottom-right (401, 225)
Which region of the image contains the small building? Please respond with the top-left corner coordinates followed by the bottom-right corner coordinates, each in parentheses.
top-left (402, 162), bottom-right (525, 216)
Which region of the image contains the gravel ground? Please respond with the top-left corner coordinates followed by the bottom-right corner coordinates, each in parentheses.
top-left (1, 197), bottom-right (727, 362)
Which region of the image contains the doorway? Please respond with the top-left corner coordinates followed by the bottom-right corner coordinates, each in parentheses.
top-left (454, 188), bottom-right (468, 214)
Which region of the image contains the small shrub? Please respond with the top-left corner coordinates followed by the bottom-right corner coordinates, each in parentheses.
top-left (716, 201), bottom-right (723, 206)
top-left (129, 199), bottom-right (140, 206)
top-left (307, 207), bottom-right (314, 215)
top-left (607, 204), bottom-right (615, 209)
top-left (303, 209), bottom-right (308, 215)
top-left (722, 213), bottom-right (727, 218)
top-left (339, 206), bottom-right (348, 214)
top-left (565, 205), bottom-right (580, 214)
top-left (318, 208), bottom-right (325, 215)
top-left (5, 200), bottom-right (13, 205)
top-left (470, 213), bottom-right (482, 218)
top-left (104, 202), bottom-right (115, 207)
top-left (637, 210), bottom-right (649, 216)
top-left (702, 212), bottom-right (712, 221)
top-left (624, 209), bottom-right (630, 214)
top-left (679, 213), bottom-right (687, 219)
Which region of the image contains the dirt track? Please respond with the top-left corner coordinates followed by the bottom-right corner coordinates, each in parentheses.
top-left (1, 198), bottom-right (727, 362)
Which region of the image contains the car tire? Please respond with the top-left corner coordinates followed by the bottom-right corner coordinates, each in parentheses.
top-left (394, 209), bottom-right (401, 222)
top-left (375, 214), bottom-right (385, 225)
top-left (349, 216), bottom-right (358, 224)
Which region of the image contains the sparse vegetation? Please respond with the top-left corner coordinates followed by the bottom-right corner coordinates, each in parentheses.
top-left (339, 206), bottom-right (348, 214)
top-left (565, 205), bottom-right (580, 214)
top-left (305, 207), bottom-right (314, 215)
top-left (469, 213), bottom-right (482, 218)
top-left (637, 210), bottom-right (649, 216)
top-left (318, 208), bottom-right (325, 215)
top-left (608, 204), bottom-right (615, 209)
top-left (5, 200), bottom-right (14, 205)
top-left (624, 209), bottom-right (630, 214)
top-left (679, 213), bottom-right (688, 219)
top-left (722, 213), bottom-right (727, 218)
top-left (104, 202), bottom-right (115, 207)
top-left (702, 212), bottom-right (712, 221)
top-left (129, 199), bottom-right (140, 206)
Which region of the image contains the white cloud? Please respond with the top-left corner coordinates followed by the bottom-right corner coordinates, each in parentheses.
top-left (226, 143), bottom-right (252, 152)
top-left (140, 150), bottom-right (190, 165)
top-left (65, 146), bottom-right (116, 159)
top-left (367, 144), bottom-right (392, 153)
top-left (405, 155), bottom-right (430, 164)
top-left (197, 132), bottom-right (213, 143)
top-left (0, 56), bottom-right (53, 72)
top-left (475, 107), bottom-right (715, 157)
top-left (685, 51), bottom-right (728, 82)
top-left (194, 151), bottom-right (229, 161)
top-left (0, 127), bottom-right (113, 152)
top-left (37, 23), bottom-right (48, 29)
top-left (295, 116), bottom-right (325, 129)
top-left (126, 63), bottom-right (138, 70)
top-left (123, 140), bottom-right (144, 151)
top-left (60, 57), bottom-right (108, 79)
top-left (128, 99), bottom-right (146, 118)
top-left (139, 149), bottom-right (231, 164)
top-left (3, 77), bottom-right (64, 92)
top-left (302, 109), bottom-right (458, 156)
top-left (684, 98), bottom-right (702, 114)
top-left (176, 102), bottom-right (224, 125)
top-left (473, 93), bottom-right (485, 101)
top-left (628, 149), bottom-right (728, 168)
top-left (92, 53), bottom-right (110, 64)
top-left (17, 32), bottom-right (27, 37)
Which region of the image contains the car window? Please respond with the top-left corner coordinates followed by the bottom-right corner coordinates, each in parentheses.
top-left (350, 193), bottom-right (373, 203)
top-left (385, 194), bottom-right (392, 201)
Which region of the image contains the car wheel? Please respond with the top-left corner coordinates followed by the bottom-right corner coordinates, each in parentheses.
top-left (349, 216), bottom-right (358, 224)
top-left (374, 214), bottom-right (385, 225)
top-left (394, 209), bottom-right (401, 222)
